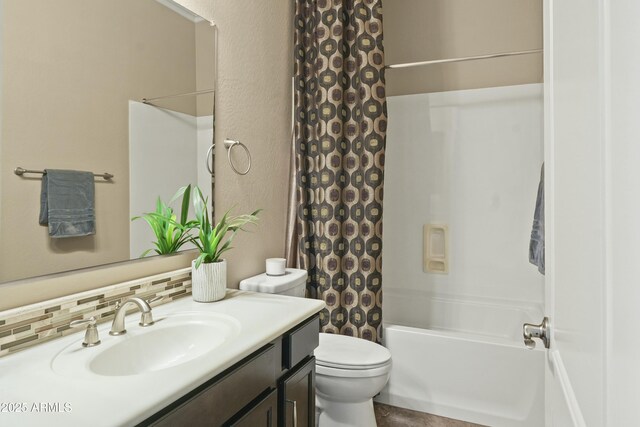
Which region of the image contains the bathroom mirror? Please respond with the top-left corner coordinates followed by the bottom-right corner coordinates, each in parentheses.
top-left (0, 0), bottom-right (215, 283)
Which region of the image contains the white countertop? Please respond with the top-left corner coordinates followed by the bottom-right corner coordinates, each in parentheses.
top-left (0, 290), bottom-right (325, 427)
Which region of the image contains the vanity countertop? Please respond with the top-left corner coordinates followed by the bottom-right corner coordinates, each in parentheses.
top-left (0, 290), bottom-right (325, 427)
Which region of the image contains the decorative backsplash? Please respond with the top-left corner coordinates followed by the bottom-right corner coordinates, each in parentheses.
top-left (0, 268), bottom-right (192, 358)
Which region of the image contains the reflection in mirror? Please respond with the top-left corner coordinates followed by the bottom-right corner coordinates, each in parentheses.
top-left (0, 0), bottom-right (215, 283)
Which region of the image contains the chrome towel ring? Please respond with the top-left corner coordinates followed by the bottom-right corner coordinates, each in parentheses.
top-left (223, 139), bottom-right (252, 175)
top-left (204, 139), bottom-right (252, 176)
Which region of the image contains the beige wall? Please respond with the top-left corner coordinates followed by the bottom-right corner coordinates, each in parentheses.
top-left (383, 0), bottom-right (543, 95)
top-left (0, 0), bottom-right (199, 283)
top-left (207, 0), bottom-right (293, 288)
top-left (126, 0), bottom-right (294, 289)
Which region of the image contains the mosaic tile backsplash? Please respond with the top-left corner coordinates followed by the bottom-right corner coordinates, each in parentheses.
top-left (0, 268), bottom-right (192, 358)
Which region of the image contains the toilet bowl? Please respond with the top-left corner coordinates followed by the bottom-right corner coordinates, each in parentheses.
top-left (240, 268), bottom-right (392, 427)
top-left (314, 333), bottom-right (391, 427)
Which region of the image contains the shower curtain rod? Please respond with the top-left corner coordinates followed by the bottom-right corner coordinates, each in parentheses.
top-left (384, 49), bottom-right (542, 70)
top-left (142, 88), bottom-right (215, 104)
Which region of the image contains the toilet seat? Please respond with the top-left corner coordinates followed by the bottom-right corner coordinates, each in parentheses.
top-left (316, 360), bottom-right (392, 378)
top-left (314, 333), bottom-right (392, 377)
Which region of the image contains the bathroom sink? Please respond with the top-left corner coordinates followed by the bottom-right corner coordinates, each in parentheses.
top-left (52, 312), bottom-right (241, 378)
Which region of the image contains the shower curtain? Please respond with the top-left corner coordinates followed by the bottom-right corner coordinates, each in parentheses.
top-left (289, 0), bottom-right (387, 343)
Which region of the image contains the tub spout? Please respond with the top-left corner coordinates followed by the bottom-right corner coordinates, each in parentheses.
top-left (523, 317), bottom-right (550, 349)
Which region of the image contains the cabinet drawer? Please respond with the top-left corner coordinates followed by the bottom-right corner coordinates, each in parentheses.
top-left (283, 314), bottom-right (319, 370)
top-left (151, 344), bottom-right (277, 427)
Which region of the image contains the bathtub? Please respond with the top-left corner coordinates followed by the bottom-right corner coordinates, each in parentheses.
top-left (376, 289), bottom-right (545, 427)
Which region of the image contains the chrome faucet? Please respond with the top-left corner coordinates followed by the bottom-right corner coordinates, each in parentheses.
top-left (109, 297), bottom-right (158, 336)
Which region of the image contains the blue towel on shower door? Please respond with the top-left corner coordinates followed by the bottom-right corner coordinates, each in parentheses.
top-left (39, 169), bottom-right (96, 238)
top-left (529, 164), bottom-right (545, 274)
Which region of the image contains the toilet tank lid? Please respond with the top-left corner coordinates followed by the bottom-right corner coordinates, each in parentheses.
top-left (239, 268), bottom-right (307, 293)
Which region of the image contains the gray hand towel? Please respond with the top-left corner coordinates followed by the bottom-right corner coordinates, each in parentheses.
top-left (39, 169), bottom-right (96, 238)
top-left (529, 164), bottom-right (545, 274)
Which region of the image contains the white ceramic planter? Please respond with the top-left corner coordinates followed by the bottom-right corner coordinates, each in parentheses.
top-left (191, 259), bottom-right (227, 302)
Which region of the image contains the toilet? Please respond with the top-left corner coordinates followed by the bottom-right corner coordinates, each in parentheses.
top-left (240, 268), bottom-right (392, 427)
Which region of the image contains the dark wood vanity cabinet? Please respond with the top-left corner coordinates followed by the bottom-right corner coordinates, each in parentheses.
top-left (230, 389), bottom-right (278, 427)
top-left (142, 314), bottom-right (319, 427)
top-left (279, 356), bottom-right (316, 427)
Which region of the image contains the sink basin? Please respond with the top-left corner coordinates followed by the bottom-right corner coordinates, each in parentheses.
top-left (90, 323), bottom-right (225, 376)
top-left (52, 312), bottom-right (241, 378)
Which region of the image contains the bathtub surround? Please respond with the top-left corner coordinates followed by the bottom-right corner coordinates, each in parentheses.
top-left (0, 268), bottom-right (192, 358)
top-left (380, 84), bottom-right (545, 425)
top-left (292, 0), bottom-right (387, 343)
top-left (383, 84), bottom-right (544, 306)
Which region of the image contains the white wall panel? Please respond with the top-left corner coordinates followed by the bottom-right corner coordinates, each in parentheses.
top-left (129, 101), bottom-right (198, 259)
top-left (383, 84), bottom-right (545, 327)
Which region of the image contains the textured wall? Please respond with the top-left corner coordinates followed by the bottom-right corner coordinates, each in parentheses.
top-left (383, 0), bottom-right (543, 95)
top-left (177, 0), bottom-right (293, 288)
top-left (213, 0), bottom-right (292, 287)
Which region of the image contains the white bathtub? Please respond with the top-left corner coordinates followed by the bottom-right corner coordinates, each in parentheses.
top-left (376, 289), bottom-right (545, 427)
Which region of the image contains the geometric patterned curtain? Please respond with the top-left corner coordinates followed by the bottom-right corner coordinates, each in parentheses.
top-left (293, 0), bottom-right (387, 343)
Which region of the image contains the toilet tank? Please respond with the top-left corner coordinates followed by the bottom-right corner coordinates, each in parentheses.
top-left (239, 268), bottom-right (308, 297)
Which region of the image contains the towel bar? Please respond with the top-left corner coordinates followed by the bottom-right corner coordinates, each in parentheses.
top-left (14, 167), bottom-right (113, 181)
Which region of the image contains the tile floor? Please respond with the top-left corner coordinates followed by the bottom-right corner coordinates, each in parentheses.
top-left (374, 403), bottom-right (485, 427)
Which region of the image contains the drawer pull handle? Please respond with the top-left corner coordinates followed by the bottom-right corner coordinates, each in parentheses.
top-left (286, 399), bottom-right (298, 427)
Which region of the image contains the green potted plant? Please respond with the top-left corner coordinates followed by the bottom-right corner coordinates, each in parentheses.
top-left (190, 186), bottom-right (260, 302)
top-left (132, 185), bottom-right (196, 257)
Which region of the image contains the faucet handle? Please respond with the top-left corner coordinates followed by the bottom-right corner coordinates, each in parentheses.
top-left (146, 295), bottom-right (163, 305)
top-left (139, 295), bottom-right (162, 327)
top-left (70, 316), bottom-right (97, 328)
top-left (70, 316), bottom-right (101, 347)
